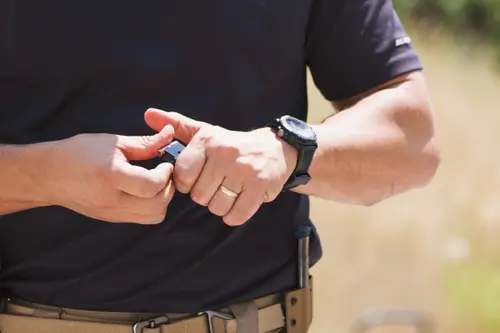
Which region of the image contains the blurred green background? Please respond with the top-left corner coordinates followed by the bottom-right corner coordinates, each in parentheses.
top-left (306, 1), bottom-right (500, 333)
top-left (395, 0), bottom-right (500, 66)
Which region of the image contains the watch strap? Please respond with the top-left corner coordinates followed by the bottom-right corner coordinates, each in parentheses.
top-left (267, 116), bottom-right (317, 191)
top-left (283, 145), bottom-right (315, 190)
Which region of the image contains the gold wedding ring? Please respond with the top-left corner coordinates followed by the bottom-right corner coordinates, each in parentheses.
top-left (219, 185), bottom-right (239, 198)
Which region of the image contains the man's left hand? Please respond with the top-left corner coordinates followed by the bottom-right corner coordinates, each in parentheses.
top-left (145, 108), bottom-right (298, 226)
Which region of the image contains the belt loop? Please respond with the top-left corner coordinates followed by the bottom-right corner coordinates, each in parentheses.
top-left (284, 276), bottom-right (313, 333)
top-left (229, 301), bottom-right (258, 333)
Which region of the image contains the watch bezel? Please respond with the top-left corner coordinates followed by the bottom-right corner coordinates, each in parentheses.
top-left (279, 115), bottom-right (317, 146)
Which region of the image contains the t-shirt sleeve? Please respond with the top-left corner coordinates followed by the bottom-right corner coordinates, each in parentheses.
top-left (305, 0), bottom-right (423, 102)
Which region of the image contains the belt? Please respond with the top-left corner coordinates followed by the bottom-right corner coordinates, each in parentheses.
top-left (0, 277), bottom-right (313, 333)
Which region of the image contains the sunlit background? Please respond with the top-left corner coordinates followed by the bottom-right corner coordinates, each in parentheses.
top-left (307, 1), bottom-right (500, 333)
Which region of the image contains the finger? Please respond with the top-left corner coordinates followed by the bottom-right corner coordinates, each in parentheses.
top-left (223, 186), bottom-right (265, 226)
top-left (190, 156), bottom-right (226, 206)
top-left (144, 108), bottom-right (204, 144)
top-left (116, 124), bottom-right (174, 161)
top-left (141, 181), bottom-right (176, 224)
top-left (208, 178), bottom-right (242, 217)
top-left (173, 135), bottom-right (207, 194)
top-left (117, 180), bottom-right (176, 224)
top-left (113, 161), bottom-right (174, 199)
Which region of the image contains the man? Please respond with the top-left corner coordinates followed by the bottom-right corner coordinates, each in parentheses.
top-left (0, 0), bottom-right (440, 332)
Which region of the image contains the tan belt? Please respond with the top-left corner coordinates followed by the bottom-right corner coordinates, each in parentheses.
top-left (0, 277), bottom-right (313, 333)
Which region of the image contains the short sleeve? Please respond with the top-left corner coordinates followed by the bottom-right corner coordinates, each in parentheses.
top-left (305, 0), bottom-right (423, 102)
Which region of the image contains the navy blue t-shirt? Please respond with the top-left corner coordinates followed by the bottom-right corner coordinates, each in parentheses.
top-left (0, 0), bottom-right (422, 312)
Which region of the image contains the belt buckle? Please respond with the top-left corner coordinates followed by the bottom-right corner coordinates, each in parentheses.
top-left (132, 315), bottom-right (169, 333)
top-left (197, 310), bottom-right (234, 333)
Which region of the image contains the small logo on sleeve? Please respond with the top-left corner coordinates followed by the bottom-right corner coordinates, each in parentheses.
top-left (395, 36), bottom-right (412, 47)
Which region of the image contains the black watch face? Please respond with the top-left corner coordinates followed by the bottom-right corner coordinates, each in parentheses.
top-left (282, 115), bottom-right (316, 141)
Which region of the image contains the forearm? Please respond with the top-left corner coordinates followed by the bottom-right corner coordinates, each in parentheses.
top-left (0, 143), bottom-right (53, 214)
top-left (294, 73), bottom-right (440, 205)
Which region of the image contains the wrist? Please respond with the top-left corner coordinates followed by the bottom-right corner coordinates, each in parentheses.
top-left (256, 127), bottom-right (298, 179)
top-left (1, 141), bottom-right (61, 207)
top-left (266, 115), bottom-right (317, 190)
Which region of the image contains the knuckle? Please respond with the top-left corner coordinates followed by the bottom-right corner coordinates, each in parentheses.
top-left (236, 159), bottom-right (253, 173)
top-left (153, 176), bottom-right (168, 190)
top-left (138, 135), bottom-right (156, 147)
top-left (237, 154), bottom-right (259, 169)
top-left (208, 202), bottom-right (228, 217)
top-left (190, 189), bottom-right (209, 206)
top-left (197, 125), bottom-right (214, 143)
top-left (144, 178), bottom-right (166, 197)
top-left (132, 176), bottom-right (165, 199)
top-left (203, 127), bottom-right (237, 152)
top-left (221, 144), bottom-right (239, 156)
top-left (255, 171), bottom-right (271, 184)
top-left (173, 161), bottom-right (197, 187)
top-left (173, 174), bottom-right (193, 193)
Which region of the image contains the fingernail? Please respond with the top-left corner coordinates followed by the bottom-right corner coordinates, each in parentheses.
top-left (163, 124), bottom-right (174, 132)
top-left (159, 124), bottom-right (174, 137)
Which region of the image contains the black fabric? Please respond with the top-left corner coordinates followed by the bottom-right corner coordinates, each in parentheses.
top-left (0, 0), bottom-right (422, 313)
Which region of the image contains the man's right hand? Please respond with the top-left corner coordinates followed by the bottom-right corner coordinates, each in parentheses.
top-left (41, 125), bottom-right (176, 224)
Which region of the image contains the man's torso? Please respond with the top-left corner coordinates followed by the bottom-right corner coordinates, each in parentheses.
top-left (0, 1), bottom-right (322, 313)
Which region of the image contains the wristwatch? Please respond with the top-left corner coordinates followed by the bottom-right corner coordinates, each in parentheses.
top-left (267, 115), bottom-right (318, 191)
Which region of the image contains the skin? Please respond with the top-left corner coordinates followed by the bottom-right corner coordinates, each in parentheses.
top-left (0, 70), bottom-right (440, 226)
top-left (0, 125), bottom-right (177, 223)
top-left (143, 70), bottom-right (440, 225)
top-left (302, 71), bottom-right (440, 204)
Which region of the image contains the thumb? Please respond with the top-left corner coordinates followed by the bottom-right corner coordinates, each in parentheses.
top-left (145, 108), bottom-right (204, 144)
top-left (117, 124), bottom-right (175, 161)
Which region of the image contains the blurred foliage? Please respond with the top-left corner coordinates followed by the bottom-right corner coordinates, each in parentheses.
top-left (444, 262), bottom-right (500, 333)
top-left (394, 0), bottom-right (500, 64)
